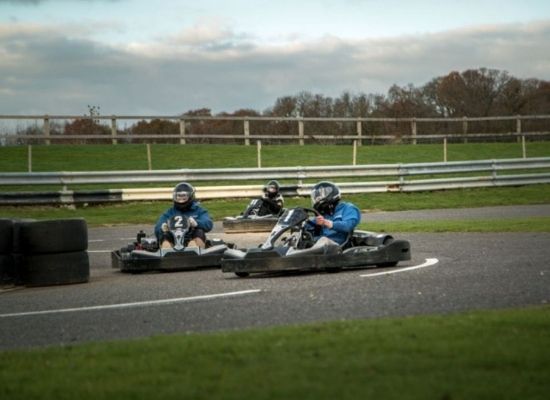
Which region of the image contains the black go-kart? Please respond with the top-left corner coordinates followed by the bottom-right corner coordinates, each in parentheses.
top-left (221, 207), bottom-right (411, 277)
top-left (111, 217), bottom-right (231, 273)
top-left (222, 198), bottom-right (283, 233)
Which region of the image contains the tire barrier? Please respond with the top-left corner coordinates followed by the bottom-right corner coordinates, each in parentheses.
top-left (16, 251), bottom-right (90, 287)
top-left (13, 219), bottom-right (88, 254)
top-left (1, 218), bottom-right (90, 287)
top-left (0, 219), bottom-right (15, 285)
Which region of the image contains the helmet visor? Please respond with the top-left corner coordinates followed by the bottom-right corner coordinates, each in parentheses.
top-left (174, 191), bottom-right (190, 204)
top-left (311, 185), bottom-right (334, 204)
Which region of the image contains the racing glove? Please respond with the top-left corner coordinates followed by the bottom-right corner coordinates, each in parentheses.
top-left (161, 222), bottom-right (169, 232)
top-left (188, 217), bottom-right (198, 228)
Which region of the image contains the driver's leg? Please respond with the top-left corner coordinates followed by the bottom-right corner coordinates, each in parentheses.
top-left (188, 229), bottom-right (207, 248)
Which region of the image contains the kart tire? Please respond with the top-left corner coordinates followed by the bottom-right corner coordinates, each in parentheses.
top-left (235, 272), bottom-right (250, 278)
top-left (0, 219), bottom-right (13, 253)
top-left (19, 251), bottom-right (90, 287)
top-left (377, 261), bottom-right (398, 268)
top-left (325, 266), bottom-right (342, 273)
top-left (0, 254), bottom-right (15, 285)
top-left (13, 219), bottom-right (88, 254)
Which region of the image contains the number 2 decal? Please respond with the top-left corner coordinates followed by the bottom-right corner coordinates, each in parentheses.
top-left (173, 216), bottom-right (184, 228)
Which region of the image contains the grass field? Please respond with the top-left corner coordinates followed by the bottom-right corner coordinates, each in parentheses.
top-left (1, 142), bottom-right (549, 172)
top-left (1, 306), bottom-right (549, 400)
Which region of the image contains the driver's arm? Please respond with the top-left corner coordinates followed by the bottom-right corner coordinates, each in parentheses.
top-left (194, 208), bottom-right (214, 232)
top-left (331, 206), bottom-right (361, 233)
top-left (154, 209), bottom-right (173, 239)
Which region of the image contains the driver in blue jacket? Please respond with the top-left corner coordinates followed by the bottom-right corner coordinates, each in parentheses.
top-left (307, 181), bottom-right (361, 246)
top-left (154, 182), bottom-right (213, 249)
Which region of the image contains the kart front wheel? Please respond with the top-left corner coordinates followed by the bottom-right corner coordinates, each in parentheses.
top-left (235, 272), bottom-right (250, 278)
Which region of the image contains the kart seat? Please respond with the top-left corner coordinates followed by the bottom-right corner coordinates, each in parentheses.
top-left (286, 237), bottom-right (341, 257)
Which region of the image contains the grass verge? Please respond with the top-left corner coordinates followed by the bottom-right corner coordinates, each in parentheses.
top-left (360, 217), bottom-right (550, 232)
top-left (1, 185), bottom-right (549, 227)
top-left (1, 306), bottom-right (549, 400)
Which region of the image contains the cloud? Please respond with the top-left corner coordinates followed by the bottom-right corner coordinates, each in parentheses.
top-left (1, 20), bottom-right (549, 115)
top-left (0, 0), bottom-right (120, 4)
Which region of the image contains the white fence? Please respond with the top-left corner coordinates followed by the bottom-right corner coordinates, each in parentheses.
top-left (1, 114), bottom-right (549, 146)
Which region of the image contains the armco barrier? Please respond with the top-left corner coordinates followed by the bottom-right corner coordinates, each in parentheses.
top-left (0, 157), bottom-right (549, 205)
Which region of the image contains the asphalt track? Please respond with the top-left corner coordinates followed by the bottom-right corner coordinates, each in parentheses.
top-left (1, 205), bottom-right (549, 350)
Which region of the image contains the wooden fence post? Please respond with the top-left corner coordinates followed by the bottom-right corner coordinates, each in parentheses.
top-left (443, 137), bottom-right (448, 162)
top-left (43, 115), bottom-right (50, 145)
top-left (111, 116), bottom-right (117, 145)
top-left (257, 140), bottom-right (262, 168)
top-left (462, 116), bottom-right (468, 143)
top-left (179, 119), bottom-right (186, 145)
top-left (356, 120), bottom-right (362, 146)
top-left (411, 118), bottom-right (417, 145)
top-left (298, 119), bottom-right (304, 146)
top-left (244, 120), bottom-right (250, 146)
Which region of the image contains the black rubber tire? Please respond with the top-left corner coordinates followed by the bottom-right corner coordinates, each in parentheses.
top-left (13, 219), bottom-right (88, 254)
top-left (235, 272), bottom-right (250, 278)
top-left (0, 219), bottom-right (14, 253)
top-left (0, 254), bottom-right (16, 285)
top-left (377, 261), bottom-right (399, 268)
top-left (19, 251), bottom-right (90, 287)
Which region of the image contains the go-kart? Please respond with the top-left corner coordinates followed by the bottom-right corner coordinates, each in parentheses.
top-left (111, 216), bottom-right (231, 273)
top-left (222, 198), bottom-right (283, 233)
top-left (221, 207), bottom-right (411, 277)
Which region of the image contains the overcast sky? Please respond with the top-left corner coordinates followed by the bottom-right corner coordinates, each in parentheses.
top-left (1, 0), bottom-right (549, 115)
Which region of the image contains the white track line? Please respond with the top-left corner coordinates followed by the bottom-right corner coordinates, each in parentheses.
top-left (0, 289), bottom-right (262, 318)
top-left (360, 258), bottom-right (439, 278)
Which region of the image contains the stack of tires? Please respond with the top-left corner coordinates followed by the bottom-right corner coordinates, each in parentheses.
top-left (0, 219), bottom-right (15, 286)
top-left (1, 218), bottom-right (89, 287)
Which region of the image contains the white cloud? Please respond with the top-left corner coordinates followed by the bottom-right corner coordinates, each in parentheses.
top-left (0, 19), bottom-right (549, 115)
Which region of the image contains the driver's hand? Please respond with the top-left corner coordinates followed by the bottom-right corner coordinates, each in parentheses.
top-left (315, 216), bottom-right (333, 229)
top-left (161, 222), bottom-right (169, 232)
top-left (188, 217), bottom-right (198, 228)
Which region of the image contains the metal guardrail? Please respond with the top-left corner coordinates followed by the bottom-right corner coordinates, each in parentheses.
top-left (1, 157), bottom-right (549, 205)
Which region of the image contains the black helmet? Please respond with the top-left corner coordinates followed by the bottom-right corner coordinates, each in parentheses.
top-left (263, 180), bottom-right (280, 199)
top-left (173, 182), bottom-right (195, 211)
top-left (311, 181), bottom-right (341, 214)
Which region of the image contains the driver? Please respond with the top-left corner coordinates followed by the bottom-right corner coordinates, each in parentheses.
top-left (257, 179), bottom-right (284, 216)
top-left (307, 181), bottom-right (361, 246)
top-left (154, 182), bottom-right (213, 249)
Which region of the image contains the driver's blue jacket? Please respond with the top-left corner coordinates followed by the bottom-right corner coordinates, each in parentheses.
top-left (154, 201), bottom-right (213, 240)
top-left (307, 201), bottom-right (361, 245)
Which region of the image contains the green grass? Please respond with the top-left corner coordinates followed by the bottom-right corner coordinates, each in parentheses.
top-left (1, 142), bottom-right (549, 172)
top-left (360, 217), bottom-right (550, 232)
top-left (1, 185), bottom-right (549, 227)
top-left (1, 306), bottom-right (549, 400)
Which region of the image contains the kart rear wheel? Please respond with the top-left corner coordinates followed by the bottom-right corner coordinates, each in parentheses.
top-left (235, 272), bottom-right (250, 278)
top-left (377, 261), bottom-right (398, 267)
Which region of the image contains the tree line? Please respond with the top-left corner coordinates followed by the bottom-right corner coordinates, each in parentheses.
top-left (16, 68), bottom-right (550, 144)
